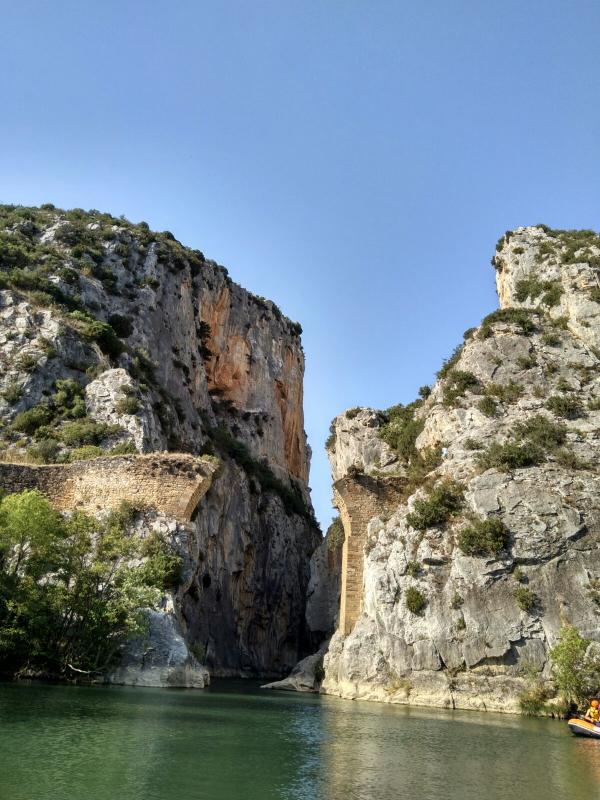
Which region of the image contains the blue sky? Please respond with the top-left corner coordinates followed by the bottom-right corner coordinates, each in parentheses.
top-left (1, 1), bottom-right (600, 528)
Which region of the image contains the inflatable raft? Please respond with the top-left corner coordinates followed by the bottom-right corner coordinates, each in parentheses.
top-left (567, 718), bottom-right (600, 738)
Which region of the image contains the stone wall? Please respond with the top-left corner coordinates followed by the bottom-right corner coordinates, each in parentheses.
top-left (0, 453), bottom-right (217, 521)
top-left (334, 474), bottom-right (405, 635)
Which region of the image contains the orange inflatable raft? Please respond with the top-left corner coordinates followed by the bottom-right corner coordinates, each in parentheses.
top-left (567, 718), bottom-right (600, 738)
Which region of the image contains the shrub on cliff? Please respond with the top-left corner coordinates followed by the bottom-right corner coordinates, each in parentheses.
top-left (208, 425), bottom-right (312, 520)
top-left (406, 480), bottom-right (464, 531)
top-left (378, 402), bottom-right (424, 461)
top-left (458, 517), bottom-right (509, 557)
top-left (443, 370), bottom-right (481, 406)
top-left (58, 419), bottom-right (120, 447)
top-left (476, 440), bottom-right (544, 471)
top-left (545, 394), bottom-right (582, 419)
top-left (515, 277), bottom-right (563, 307)
top-left (0, 490), bottom-right (178, 678)
top-left (514, 586), bottom-right (538, 613)
top-left (11, 405), bottom-right (52, 435)
top-left (478, 308), bottom-right (538, 339)
top-left (477, 396), bottom-right (497, 417)
top-left (514, 414), bottom-right (567, 449)
top-left (405, 587), bottom-right (427, 614)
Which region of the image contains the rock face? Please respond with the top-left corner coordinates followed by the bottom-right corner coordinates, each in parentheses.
top-left (0, 205), bottom-right (320, 683)
top-left (320, 226), bottom-right (600, 712)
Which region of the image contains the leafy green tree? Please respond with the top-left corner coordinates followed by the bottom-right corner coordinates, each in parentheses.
top-left (550, 624), bottom-right (600, 704)
top-left (0, 490), bottom-right (179, 679)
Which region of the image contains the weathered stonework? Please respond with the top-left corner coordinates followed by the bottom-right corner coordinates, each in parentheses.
top-left (0, 453), bottom-right (217, 522)
top-left (334, 474), bottom-right (405, 635)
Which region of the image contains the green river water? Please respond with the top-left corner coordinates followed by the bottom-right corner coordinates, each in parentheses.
top-left (0, 680), bottom-right (598, 800)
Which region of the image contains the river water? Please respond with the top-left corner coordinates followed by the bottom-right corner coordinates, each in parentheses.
top-left (0, 680), bottom-right (598, 800)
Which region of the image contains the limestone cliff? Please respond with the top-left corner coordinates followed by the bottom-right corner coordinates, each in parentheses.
top-left (0, 204), bottom-right (320, 682)
top-left (320, 226), bottom-right (600, 712)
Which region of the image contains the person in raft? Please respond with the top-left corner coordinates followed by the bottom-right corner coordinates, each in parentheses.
top-left (584, 699), bottom-right (600, 723)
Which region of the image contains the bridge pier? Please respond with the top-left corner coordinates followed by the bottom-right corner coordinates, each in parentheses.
top-left (334, 473), bottom-right (405, 636)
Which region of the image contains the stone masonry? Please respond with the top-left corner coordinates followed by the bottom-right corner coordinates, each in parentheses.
top-left (334, 473), bottom-right (405, 635)
top-left (0, 453), bottom-right (218, 522)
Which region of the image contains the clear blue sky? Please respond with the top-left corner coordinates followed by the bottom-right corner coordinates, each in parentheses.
top-left (2, 1), bottom-right (599, 528)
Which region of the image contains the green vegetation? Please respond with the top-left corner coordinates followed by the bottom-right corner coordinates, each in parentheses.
top-left (68, 445), bottom-right (104, 461)
top-left (325, 421), bottom-right (336, 450)
top-left (550, 624), bottom-right (600, 704)
top-left (458, 517), bottom-right (509, 557)
top-left (443, 370), bottom-right (480, 406)
top-left (541, 332), bottom-right (561, 347)
top-left (327, 516), bottom-right (345, 550)
top-left (464, 438), bottom-right (482, 450)
top-left (516, 354), bottom-right (537, 370)
top-left (486, 381), bottom-right (523, 404)
top-left (514, 586), bottom-right (538, 613)
top-left (514, 414), bottom-right (567, 449)
top-left (1, 383), bottom-right (22, 404)
top-left (515, 277), bottom-right (563, 307)
top-left (345, 407), bottom-right (361, 419)
top-left (477, 396), bottom-right (497, 417)
top-left (313, 658), bottom-right (325, 683)
top-left (478, 308), bottom-right (538, 339)
top-left (115, 395), bottom-right (141, 415)
top-left (206, 425), bottom-right (313, 520)
top-left (58, 419), bottom-right (119, 447)
top-left (405, 586), bottom-right (427, 614)
top-left (378, 401), bottom-right (424, 460)
top-left (512, 567), bottom-right (526, 583)
top-left (436, 343), bottom-right (463, 380)
top-left (1, 378), bottom-right (131, 464)
top-left (406, 480), bottom-right (464, 531)
top-left (545, 394), bottom-right (582, 419)
top-left (406, 561), bottom-right (421, 578)
top-left (519, 681), bottom-right (551, 716)
top-left (0, 490), bottom-right (178, 678)
top-left (477, 414), bottom-right (569, 471)
top-left (108, 441), bottom-right (138, 456)
top-left (450, 592), bottom-right (463, 609)
top-left (477, 440), bottom-right (543, 471)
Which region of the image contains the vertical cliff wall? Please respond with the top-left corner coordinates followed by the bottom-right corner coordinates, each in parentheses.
top-left (320, 226), bottom-right (600, 712)
top-left (0, 204), bottom-right (320, 678)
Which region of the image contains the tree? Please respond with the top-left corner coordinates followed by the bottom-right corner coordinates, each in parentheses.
top-left (0, 490), bottom-right (180, 679)
top-left (550, 624), bottom-right (600, 704)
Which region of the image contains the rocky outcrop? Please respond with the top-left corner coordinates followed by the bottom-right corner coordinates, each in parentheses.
top-left (0, 205), bottom-right (320, 684)
top-left (108, 606), bottom-right (210, 689)
top-left (319, 226), bottom-right (600, 712)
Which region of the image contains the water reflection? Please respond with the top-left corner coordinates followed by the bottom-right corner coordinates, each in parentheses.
top-left (0, 681), bottom-right (597, 800)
